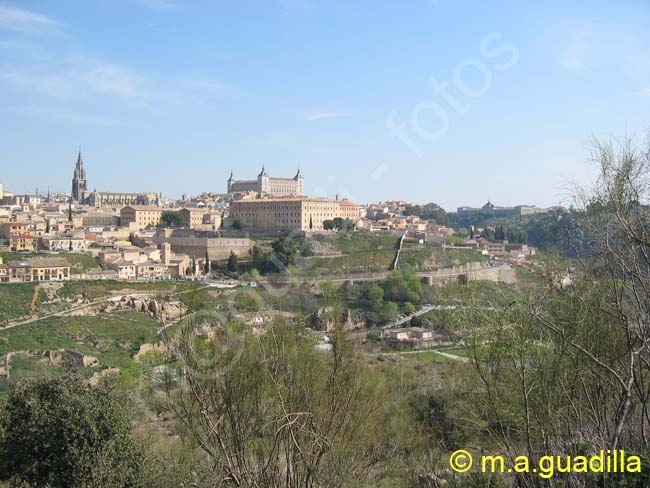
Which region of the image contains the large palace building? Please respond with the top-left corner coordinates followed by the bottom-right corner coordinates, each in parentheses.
top-left (227, 166), bottom-right (304, 197)
top-left (70, 151), bottom-right (160, 207)
top-left (229, 196), bottom-right (359, 232)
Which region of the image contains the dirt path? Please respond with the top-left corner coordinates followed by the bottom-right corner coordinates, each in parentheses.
top-left (372, 348), bottom-right (470, 363)
top-left (30, 285), bottom-right (42, 314)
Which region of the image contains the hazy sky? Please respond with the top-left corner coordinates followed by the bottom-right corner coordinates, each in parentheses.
top-left (1, 0), bottom-right (649, 210)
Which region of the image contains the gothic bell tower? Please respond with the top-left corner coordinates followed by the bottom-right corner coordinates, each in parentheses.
top-left (71, 149), bottom-right (87, 202)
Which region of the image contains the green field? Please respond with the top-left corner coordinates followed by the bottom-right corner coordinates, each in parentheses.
top-left (0, 310), bottom-right (159, 365)
top-left (58, 280), bottom-right (193, 299)
top-left (298, 233), bottom-right (487, 275)
top-left (292, 249), bottom-right (397, 275)
top-left (398, 245), bottom-right (487, 270)
top-left (322, 232), bottom-right (400, 254)
top-left (0, 280), bottom-right (196, 324)
top-left (401, 350), bottom-right (451, 363)
top-left (0, 283), bottom-right (40, 323)
top-left (0, 309), bottom-right (164, 395)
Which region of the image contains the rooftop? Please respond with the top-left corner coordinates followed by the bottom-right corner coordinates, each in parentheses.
top-left (7, 257), bottom-right (69, 268)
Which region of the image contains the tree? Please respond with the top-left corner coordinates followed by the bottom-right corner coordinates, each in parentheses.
top-left (366, 283), bottom-right (384, 306)
top-left (226, 250), bottom-right (238, 273)
top-left (445, 235), bottom-right (465, 246)
top-left (270, 235), bottom-right (312, 268)
top-left (163, 321), bottom-right (390, 487)
top-left (383, 268), bottom-right (423, 303)
top-left (381, 301), bottom-right (399, 322)
top-left (323, 219), bottom-right (335, 230)
top-left (0, 375), bottom-right (165, 488)
top-left (454, 137), bottom-right (650, 486)
top-left (404, 202), bottom-right (448, 225)
top-left (161, 211), bottom-right (184, 228)
top-left (204, 249), bottom-right (211, 274)
top-left (319, 279), bottom-right (338, 303)
top-left (232, 219), bottom-right (243, 230)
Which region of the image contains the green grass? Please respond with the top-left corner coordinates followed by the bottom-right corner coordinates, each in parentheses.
top-left (402, 350), bottom-right (451, 363)
top-left (398, 246), bottom-right (487, 271)
top-left (0, 280), bottom-right (195, 324)
top-left (0, 310), bottom-right (160, 370)
top-left (443, 345), bottom-right (490, 359)
top-left (2, 252), bottom-right (100, 274)
top-left (292, 232), bottom-right (402, 275)
top-left (0, 283), bottom-right (38, 323)
top-left (58, 280), bottom-right (194, 299)
top-left (4, 353), bottom-right (64, 383)
top-left (292, 249), bottom-right (397, 275)
top-left (324, 232), bottom-right (400, 254)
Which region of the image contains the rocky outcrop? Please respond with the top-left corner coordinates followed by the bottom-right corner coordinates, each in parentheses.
top-left (1, 349), bottom-right (99, 379)
top-left (68, 295), bottom-right (186, 323)
top-left (134, 342), bottom-right (170, 361)
top-left (88, 367), bottom-right (120, 388)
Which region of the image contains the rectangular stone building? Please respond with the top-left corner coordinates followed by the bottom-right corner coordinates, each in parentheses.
top-left (229, 196), bottom-right (359, 231)
top-left (120, 205), bottom-right (163, 229)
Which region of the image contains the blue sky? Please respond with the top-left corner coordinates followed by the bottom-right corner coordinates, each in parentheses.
top-left (1, 0), bottom-right (649, 210)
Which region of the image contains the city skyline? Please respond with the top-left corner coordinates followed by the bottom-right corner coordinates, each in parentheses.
top-left (1, 1), bottom-right (649, 208)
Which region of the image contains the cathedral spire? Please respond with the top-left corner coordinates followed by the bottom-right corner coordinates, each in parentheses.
top-left (72, 148), bottom-right (87, 202)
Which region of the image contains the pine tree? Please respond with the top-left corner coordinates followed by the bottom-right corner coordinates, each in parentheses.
top-left (204, 249), bottom-right (211, 274)
top-left (227, 251), bottom-right (238, 273)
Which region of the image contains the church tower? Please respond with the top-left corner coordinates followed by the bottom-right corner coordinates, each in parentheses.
top-left (257, 164), bottom-right (269, 194)
top-left (293, 167), bottom-right (304, 195)
top-left (71, 149), bottom-right (87, 202)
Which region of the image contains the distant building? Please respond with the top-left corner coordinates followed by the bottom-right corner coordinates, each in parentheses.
top-left (71, 150), bottom-right (87, 202)
top-left (120, 205), bottom-right (163, 229)
top-left (229, 196), bottom-right (359, 231)
top-left (227, 166), bottom-right (304, 197)
top-left (384, 327), bottom-right (434, 342)
top-left (457, 201), bottom-right (549, 217)
top-left (85, 190), bottom-right (160, 208)
top-left (8, 234), bottom-right (38, 252)
top-left (153, 228), bottom-right (253, 260)
top-left (179, 208), bottom-right (207, 229)
top-left (70, 151), bottom-right (160, 207)
top-left (81, 212), bottom-right (121, 228)
top-left (40, 235), bottom-right (88, 252)
top-left (0, 257), bottom-right (70, 283)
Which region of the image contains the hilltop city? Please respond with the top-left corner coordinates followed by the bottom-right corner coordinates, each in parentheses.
top-left (0, 150), bottom-right (559, 284)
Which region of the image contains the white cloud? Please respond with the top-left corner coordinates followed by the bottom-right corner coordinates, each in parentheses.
top-left (1, 71), bottom-right (74, 97)
top-left (304, 111), bottom-right (352, 121)
top-left (185, 79), bottom-right (243, 96)
top-left (2, 62), bottom-right (147, 99)
top-left (638, 88), bottom-right (650, 97)
top-left (13, 105), bottom-right (116, 126)
top-left (133, 0), bottom-right (179, 10)
top-left (560, 31), bottom-right (590, 73)
top-left (83, 64), bottom-right (145, 97)
top-left (0, 5), bottom-right (60, 33)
